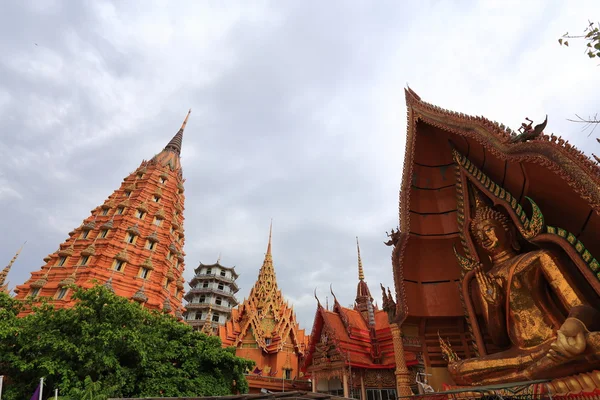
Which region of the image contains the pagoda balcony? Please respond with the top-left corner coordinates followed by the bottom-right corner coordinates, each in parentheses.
top-left (186, 286), bottom-right (239, 300)
top-left (185, 302), bottom-right (233, 314)
top-left (191, 273), bottom-right (239, 287)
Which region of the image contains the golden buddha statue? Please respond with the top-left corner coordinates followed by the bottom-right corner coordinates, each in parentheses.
top-left (449, 196), bottom-right (600, 385)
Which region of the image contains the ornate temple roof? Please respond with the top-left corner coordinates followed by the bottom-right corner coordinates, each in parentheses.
top-left (219, 222), bottom-right (309, 355)
top-left (13, 111), bottom-right (191, 315)
top-left (391, 88), bottom-right (600, 365)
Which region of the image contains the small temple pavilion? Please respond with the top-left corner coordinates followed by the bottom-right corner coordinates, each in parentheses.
top-left (303, 239), bottom-right (420, 400)
top-left (218, 223), bottom-right (311, 393)
top-left (13, 111), bottom-right (191, 317)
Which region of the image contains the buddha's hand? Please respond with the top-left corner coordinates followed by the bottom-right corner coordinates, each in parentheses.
top-left (475, 263), bottom-right (503, 305)
top-left (547, 318), bottom-right (587, 363)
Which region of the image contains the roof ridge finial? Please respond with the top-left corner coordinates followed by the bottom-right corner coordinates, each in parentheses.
top-left (356, 236), bottom-right (364, 281)
top-left (217, 252), bottom-right (222, 264)
top-left (267, 219), bottom-right (273, 257)
top-left (1, 241), bottom-right (26, 291)
top-left (163, 109), bottom-right (191, 156)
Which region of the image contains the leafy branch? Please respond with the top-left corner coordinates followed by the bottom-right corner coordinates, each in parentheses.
top-left (559, 20), bottom-right (600, 59)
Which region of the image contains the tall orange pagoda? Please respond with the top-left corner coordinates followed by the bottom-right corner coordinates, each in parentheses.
top-left (14, 111), bottom-right (191, 317)
top-left (303, 238), bottom-right (420, 399)
top-left (219, 223), bottom-right (311, 393)
top-left (387, 88), bottom-right (600, 396)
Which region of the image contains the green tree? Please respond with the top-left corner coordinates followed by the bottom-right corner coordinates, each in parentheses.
top-left (0, 285), bottom-right (254, 400)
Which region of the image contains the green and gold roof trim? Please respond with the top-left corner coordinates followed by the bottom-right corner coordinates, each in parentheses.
top-left (453, 149), bottom-right (600, 283)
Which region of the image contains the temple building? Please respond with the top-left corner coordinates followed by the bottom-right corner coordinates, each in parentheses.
top-left (184, 259), bottom-right (240, 333)
top-left (303, 239), bottom-right (420, 400)
top-left (218, 223), bottom-right (311, 393)
top-left (14, 111), bottom-right (191, 317)
top-left (386, 88), bottom-right (600, 396)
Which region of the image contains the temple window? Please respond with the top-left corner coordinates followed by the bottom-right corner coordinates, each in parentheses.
top-left (101, 208), bottom-right (109, 216)
top-left (113, 260), bottom-right (125, 272)
top-left (164, 280), bottom-right (169, 289)
top-left (116, 207), bottom-right (124, 215)
top-left (284, 369), bottom-right (292, 380)
top-left (79, 256), bottom-right (90, 266)
top-left (56, 288), bottom-right (68, 300)
top-left (170, 227), bottom-right (175, 234)
top-left (220, 270), bottom-right (226, 277)
top-left (206, 268), bottom-right (212, 275)
top-left (145, 241), bottom-right (156, 251)
top-left (367, 389), bottom-right (397, 400)
top-left (159, 177), bottom-right (166, 184)
top-left (124, 191), bottom-right (131, 197)
top-left (199, 295), bottom-right (206, 303)
top-left (215, 297), bottom-right (222, 306)
top-left (152, 196), bottom-right (160, 203)
top-left (212, 314), bottom-right (219, 322)
top-left (57, 257), bottom-right (67, 267)
top-left (194, 313), bottom-right (203, 320)
top-left (135, 210), bottom-right (145, 219)
top-left (137, 173), bottom-right (144, 179)
top-left (265, 338), bottom-right (271, 345)
top-left (80, 230), bottom-right (89, 239)
top-left (218, 283), bottom-right (224, 291)
top-left (30, 288), bottom-right (40, 298)
top-left (152, 218), bottom-right (162, 226)
top-left (175, 288), bottom-right (179, 297)
top-left (139, 267), bottom-right (150, 279)
top-left (125, 233), bottom-right (136, 244)
top-left (202, 282), bottom-right (209, 288)
top-left (99, 230), bottom-right (109, 238)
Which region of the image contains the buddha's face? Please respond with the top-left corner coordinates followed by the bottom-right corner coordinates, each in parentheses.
top-left (476, 221), bottom-right (509, 254)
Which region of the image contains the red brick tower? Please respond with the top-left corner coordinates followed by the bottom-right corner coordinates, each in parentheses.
top-left (14, 111), bottom-right (191, 317)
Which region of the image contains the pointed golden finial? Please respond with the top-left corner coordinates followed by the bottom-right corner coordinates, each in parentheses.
top-left (181, 108), bottom-right (191, 132)
top-left (266, 219), bottom-right (273, 256)
top-left (356, 236), bottom-right (364, 281)
top-left (0, 241), bottom-right (26, 291)
top-left (217, 252), bottom-right (222, 264)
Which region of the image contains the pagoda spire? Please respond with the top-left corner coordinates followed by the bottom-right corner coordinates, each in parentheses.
top-left (266, 218), bottom-right (273, 260)
top-left (164, 109), bottom-right (191, 156)
top-left (0, 241), bottom-right (26, 293)
top-left (356, 236), bottom-right (365, 281)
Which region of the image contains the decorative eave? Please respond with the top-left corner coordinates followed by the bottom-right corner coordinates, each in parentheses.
top-left (142, 257), bottom-right (154, 270)
top-left (101, 200), bottom-right (114, 210)
top-left (58, 273), bottom-right (76, 288)
top-left (43, 254), bottom-right (53, 263)
top-left (82, 221), bottom-right (96, 231)
top-left (403, 87), bottom-right (600, 213)
top-left (118, 199), bottom-right (130, 208)
top-left (160, 171), bottom-right (169, 180)
top-left (127, 225), bottom-right (140, 236)
top-left (177, 182), bottom-right (184, 193)
top-left (155, 209), bottom-right (165, 219)
top-left (136, 202), bottom-right (148, 213)
top-left (125, 183), bottom-right (136, 192)
top-left (101, 219), bottom-right (114, 229)
top-left (132, 287), bottom-right (148, 303)
top-left (147, 232), bottom-right (160, 243)
top-left (176, 278), bottom-right (184, 290)
top-left (81, 244), bottom-right (96, 256)
top-left (58, 245), bottom-right (74, 257)
top-left (154, 187), bottom-right (163, 198)
top-left (163, 297), bottom-right (172, 313)
top-left (166, 268), bottom-right (175, 281)
top-left (115, 249), bottom-right (129, 262)
top-left (30, 276), bottom-right (48, 289)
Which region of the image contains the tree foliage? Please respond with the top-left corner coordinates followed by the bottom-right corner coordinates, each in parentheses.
top-left (0, 285), bottom-right (254, 400)
top-left (559, 20), bottom-right (600, 59)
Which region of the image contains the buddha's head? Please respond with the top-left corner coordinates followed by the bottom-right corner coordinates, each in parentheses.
top-left (470, 195), bottom-right (519, 256)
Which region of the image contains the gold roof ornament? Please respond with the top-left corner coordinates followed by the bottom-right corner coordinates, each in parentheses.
top-left (1, 242), bottom-right (26, 292)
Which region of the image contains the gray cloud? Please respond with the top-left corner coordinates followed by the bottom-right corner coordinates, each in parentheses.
top-left (1, 0), bottom-right (599, 330)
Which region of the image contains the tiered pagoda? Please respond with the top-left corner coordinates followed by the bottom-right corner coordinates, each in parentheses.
top-left (386, 88), bottom-right (600, 396)
top-left (218, 223), bottom-right (311, 393)
top-left (184, 259), bottom-right (240, 334)
top-left (303, 239), bottom-right (420, 399)
top-left (14, 111), bottom-right (191, 317)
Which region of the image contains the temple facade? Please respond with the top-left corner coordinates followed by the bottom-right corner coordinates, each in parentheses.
top-left (303, 239), bottom-right (421, 400)
top-left (184, 260), bottom-right (239, 334)
top-left (387, 88), bottom-right (600, 396)
top-left (13, 111), bottom-right (191, 317)
top-left (218, 223), bottom-right (311, 393)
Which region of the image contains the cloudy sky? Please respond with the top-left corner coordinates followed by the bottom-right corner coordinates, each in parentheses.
top-left (1, 0), bottom-right (599, 330)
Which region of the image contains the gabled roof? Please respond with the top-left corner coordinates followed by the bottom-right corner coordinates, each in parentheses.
top-left (303, 300), bottom-right (417, 371)
top-left (392, 87), bottom-right (600, 324)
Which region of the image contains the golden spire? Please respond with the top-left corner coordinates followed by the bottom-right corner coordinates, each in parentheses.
top-left (266, 218), bottom-right (273, 258)
top-left (181, 108), bottom-right (191, 131)
top-left (0, 241), bottom-right (26, 292)
top-left (163, 109), bottom-right (191, 156)
top-left (217, 252), bottom-right (222, 264)
top-left (356, 236), bottom-right (364, 281)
